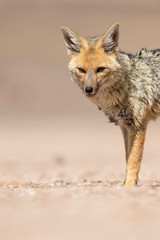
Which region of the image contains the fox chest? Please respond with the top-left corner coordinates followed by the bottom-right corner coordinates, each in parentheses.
top-left (89, 89), bottom-right (118, 111)
top-left (89, 89), bottom-right (121, 115)
top-left (89, 92), bottom-right (134, 127)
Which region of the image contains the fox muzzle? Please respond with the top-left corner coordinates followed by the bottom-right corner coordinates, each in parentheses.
top-left (84, 69), bottom-right (97, 95)
top-left (85, 87), bottom-right (94, 94)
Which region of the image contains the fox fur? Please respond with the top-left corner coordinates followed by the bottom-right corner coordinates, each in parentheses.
top-left (61, 23), bottom-right (160, 186)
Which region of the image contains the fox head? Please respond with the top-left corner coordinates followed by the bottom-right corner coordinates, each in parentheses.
top-left (61, 23), bottom-right (121, 96)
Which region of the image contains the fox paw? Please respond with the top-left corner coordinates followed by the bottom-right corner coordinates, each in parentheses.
top-left (124, 178), bottom-right (138, 187)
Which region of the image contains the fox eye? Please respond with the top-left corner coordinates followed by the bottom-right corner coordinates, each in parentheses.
top-left (96, 67), bottom-right (106, 73)
top-left (78, 67), bottom-right (86, 74)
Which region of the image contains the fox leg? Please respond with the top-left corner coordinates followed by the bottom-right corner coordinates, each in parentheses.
top-left (120, 126), bottom-right (130, 161)
top-left (123, 127), bottom-right (147, 186)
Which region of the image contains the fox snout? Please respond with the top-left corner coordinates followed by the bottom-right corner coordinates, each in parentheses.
top-left (85, 87), bottom-right (94, 94)
top-left (84, 85), bottom-right (96, 95)
top-left (84, 69), bottom-right (97, 95)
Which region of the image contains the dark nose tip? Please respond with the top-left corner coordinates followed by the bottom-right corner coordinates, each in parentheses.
top-left (85, 87), bottom-right (93, 94)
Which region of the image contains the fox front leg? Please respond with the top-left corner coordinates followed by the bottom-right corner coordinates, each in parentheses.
top-left (120, 126), bottom-right (130, 161)
top-left (121, 126), bottom-right (147, 186)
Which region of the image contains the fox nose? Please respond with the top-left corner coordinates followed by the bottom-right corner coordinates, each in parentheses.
top-left (85, 87), bottom-right (93, 94)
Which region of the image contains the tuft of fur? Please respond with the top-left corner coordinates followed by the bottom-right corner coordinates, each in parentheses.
top-left (61, 23), bottom-right (160, 186)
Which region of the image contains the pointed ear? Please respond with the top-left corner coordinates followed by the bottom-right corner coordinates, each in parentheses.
top-left (61, 26), bottom-right (82, 55)
top-left (101, 23), bottom-right (119, 53)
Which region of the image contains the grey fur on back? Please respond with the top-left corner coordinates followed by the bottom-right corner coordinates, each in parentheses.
top-left (119, 48), bottom-right (160, 128)
top-left (92, 48), bottom-right (160, 130)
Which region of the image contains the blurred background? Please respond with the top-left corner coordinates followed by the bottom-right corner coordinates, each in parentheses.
top-left (0, 0), bottom-right (160, 240)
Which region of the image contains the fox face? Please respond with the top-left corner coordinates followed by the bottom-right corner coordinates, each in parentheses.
top-left (61, 23), bottom-right (121, 96)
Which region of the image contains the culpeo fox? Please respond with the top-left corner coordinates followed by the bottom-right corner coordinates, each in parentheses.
top-left (61, 23), bottom-right (160, 186)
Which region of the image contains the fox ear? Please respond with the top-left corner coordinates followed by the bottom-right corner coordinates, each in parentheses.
top-left (101, 23), bottom-right (119, 53)
top-left (61, 26), bottom-right (82, 55)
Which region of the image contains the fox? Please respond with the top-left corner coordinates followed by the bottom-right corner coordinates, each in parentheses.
top-left (61, 23), bottom-right (160, 186)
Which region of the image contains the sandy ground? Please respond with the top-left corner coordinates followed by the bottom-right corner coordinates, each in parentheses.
top-left (0, 115), bottom-right (160, 240)
top-left (0, 0), bottom-right (160, 239)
